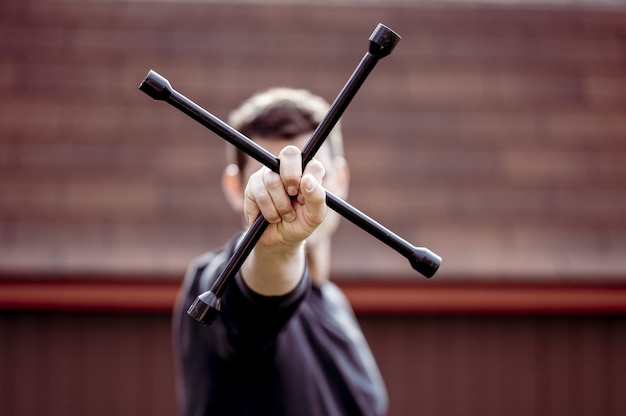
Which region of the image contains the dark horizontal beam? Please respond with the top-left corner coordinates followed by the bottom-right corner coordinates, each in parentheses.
top-left (1, 278), bottom-right (625, 315)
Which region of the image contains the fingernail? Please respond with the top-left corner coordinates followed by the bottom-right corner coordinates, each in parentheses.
top-left (284, 212), bottom-right (295, 222)
top-left (287, 186), bottom-right (298, 196)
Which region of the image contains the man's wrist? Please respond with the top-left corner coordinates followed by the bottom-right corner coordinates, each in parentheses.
top-left (241, 242), bottom-right (306, 296)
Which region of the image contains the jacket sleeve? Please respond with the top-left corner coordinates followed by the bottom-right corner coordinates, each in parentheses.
top-left (172, 237), bottom-right (311, 415)
top-left (172, 252), bottom-right (222, 416)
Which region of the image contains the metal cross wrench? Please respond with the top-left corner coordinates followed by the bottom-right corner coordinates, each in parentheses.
top-left (139, 23), bottom-right (442, 325)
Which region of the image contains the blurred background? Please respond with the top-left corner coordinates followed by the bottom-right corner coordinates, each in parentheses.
top-left (1, 0), bottom-right (626, 415)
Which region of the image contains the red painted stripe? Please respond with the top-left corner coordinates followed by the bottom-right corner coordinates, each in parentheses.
top-left (1, 279), bottom-right (625, 314)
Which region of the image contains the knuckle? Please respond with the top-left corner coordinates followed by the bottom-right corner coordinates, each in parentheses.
top-left (279, 145), bottom-right (301, 158)
top-left (255, 188), bottom-right (272, 206)
top-left (307, 159), bottom-right (325, 176)
top-left (264, 171), bottom-right (283, 190)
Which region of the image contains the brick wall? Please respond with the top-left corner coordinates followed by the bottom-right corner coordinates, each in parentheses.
top-left (1, 0), bottom-right (625, 282)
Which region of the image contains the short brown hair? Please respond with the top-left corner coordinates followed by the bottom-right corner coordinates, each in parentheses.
top-left (227, 87), bottom-right (344, 172)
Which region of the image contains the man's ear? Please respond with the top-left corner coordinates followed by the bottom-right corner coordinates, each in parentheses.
top-left (333, 156), bottom-right (350, 200)
top-left (222, 164), bottom-right (244, 213)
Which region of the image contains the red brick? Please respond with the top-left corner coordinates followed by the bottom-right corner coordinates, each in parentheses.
top-left (1, 1), bottom-right (626, 281)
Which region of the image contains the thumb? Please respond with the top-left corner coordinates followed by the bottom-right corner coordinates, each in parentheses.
top-left (300, 173), bottom-right (327, 227)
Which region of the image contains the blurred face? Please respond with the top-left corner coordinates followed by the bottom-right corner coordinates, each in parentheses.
top-left (240, 133), bottom-right (348, 248)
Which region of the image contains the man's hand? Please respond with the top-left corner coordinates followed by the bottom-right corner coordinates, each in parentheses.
top-left (241, 145), bottom-right (327, 295)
